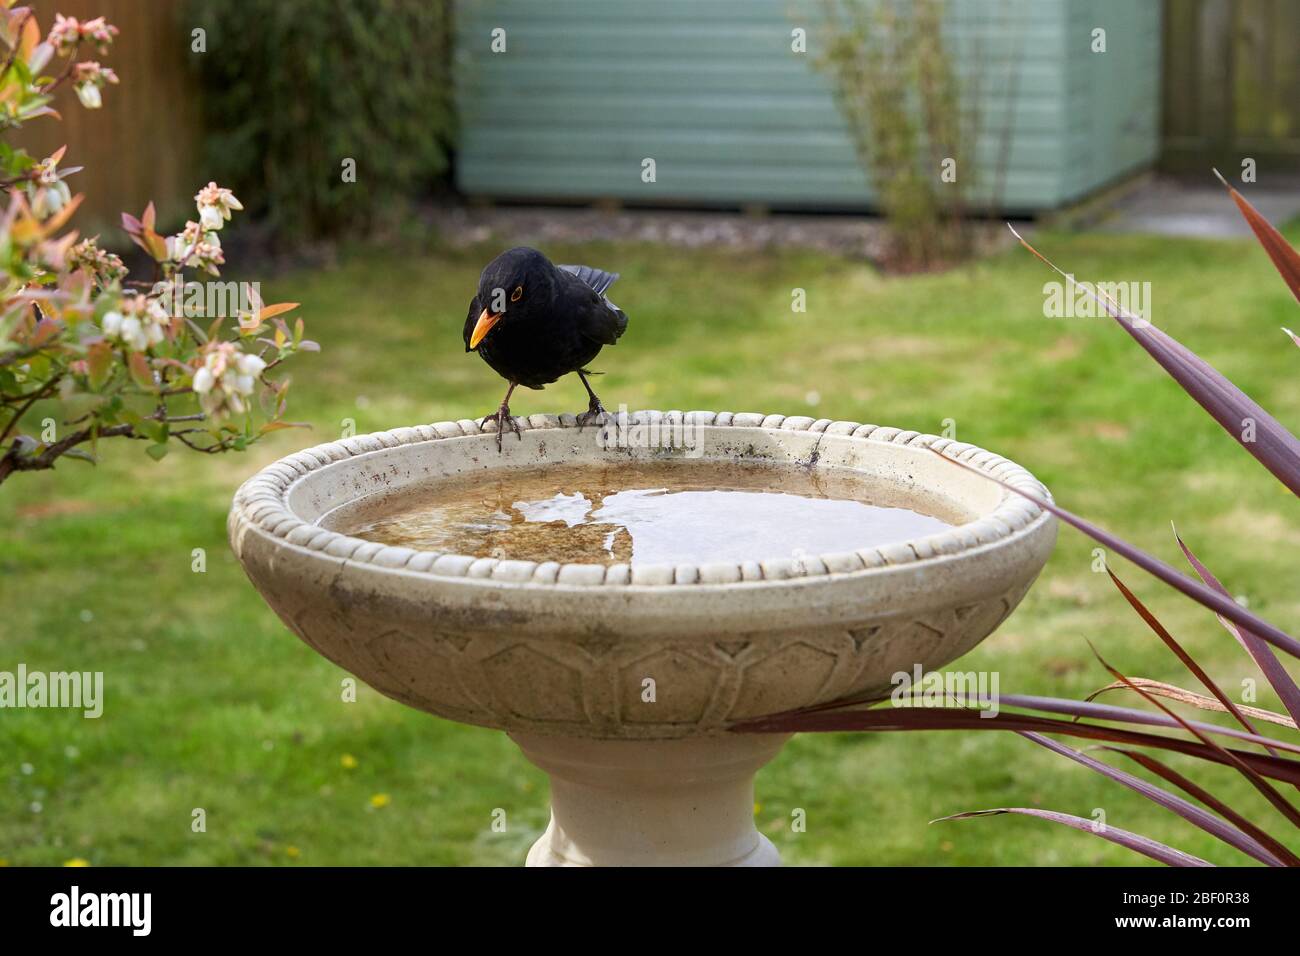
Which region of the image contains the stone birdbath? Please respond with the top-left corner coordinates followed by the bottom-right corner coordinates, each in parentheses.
top-left (228, 411), bottom-right (1055, 866)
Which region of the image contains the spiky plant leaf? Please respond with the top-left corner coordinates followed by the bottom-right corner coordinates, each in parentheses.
top-left (1020, 731), bottom-right (1285, 865)
top-left (1101, 747), bottom-right (1300, 866)
top-left (1214, 168), bottom-right (1300, 303)
top-left (928, 447), bottom-right (1300, 657)
top-left (1086, 678), bottom-right (1296, 729)
top-left (1175, 531), bottom-right (1300, 728)
top-left (934, 808), bottom-right (1211, 866)
top-left (1008, 226), bottom-right (1300, 496)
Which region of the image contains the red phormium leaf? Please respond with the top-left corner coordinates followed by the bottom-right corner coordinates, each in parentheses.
top-left (730, 704), bottom-right (1300, 785)
top-left (1009, 226), bottom-right (1300, 497)
top-left (1175, 530), bottom-right (1300, 729)
top-left (1086, 678), bottom-right (1297, 729)
top-left (1089, 644), bottom-right (1300, 832)
top-left (928, 446), bottom-right (1300, 659)
top-left (996, 694), bottom-right (1300, 751)
top-left (1101, 747), bottom-right (1300, 867)
top-left (934, 807), bottom-right (1212, 867)
top-left (1019, 731), bottom-right (1284, 866)
top-left (1105, 568), bottom-right (1263, 741)
top-left (1215, 168), bottom-right (1300, 304)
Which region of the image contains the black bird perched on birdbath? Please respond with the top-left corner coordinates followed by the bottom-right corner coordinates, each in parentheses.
top-left (465, 246), bottom-right (629, 449)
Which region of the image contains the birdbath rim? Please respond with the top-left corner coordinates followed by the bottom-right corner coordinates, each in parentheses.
top-left (229, 409), bottom-right (1053, 591)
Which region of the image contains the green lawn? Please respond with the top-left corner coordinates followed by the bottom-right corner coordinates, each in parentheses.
top-left (3, 226), bottom-right (1299, 866)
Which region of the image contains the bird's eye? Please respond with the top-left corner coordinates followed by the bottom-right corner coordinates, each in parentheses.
top-left (510, 286), bottom-right (523, 302)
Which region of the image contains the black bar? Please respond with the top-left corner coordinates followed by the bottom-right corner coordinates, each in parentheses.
top-left (0, 865), bottom-right (1279, 941)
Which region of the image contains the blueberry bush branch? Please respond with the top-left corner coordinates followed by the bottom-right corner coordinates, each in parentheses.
top-left (0, 5), bottom-right (316, 487)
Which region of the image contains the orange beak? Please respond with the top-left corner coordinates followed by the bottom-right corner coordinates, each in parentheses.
top-left (468, 307), bottom-right (501, 350)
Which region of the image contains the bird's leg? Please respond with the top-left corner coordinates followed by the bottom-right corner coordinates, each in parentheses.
top-left (574, 370), bottom-right (608, 430)
top-left (480, 382), bottom-right (522, 451)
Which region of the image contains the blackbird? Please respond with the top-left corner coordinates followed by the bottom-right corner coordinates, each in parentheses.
top-left (464, 246), bottom-right (629, 449)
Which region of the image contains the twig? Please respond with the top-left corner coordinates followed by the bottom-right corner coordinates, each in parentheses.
top-left (2, 380), bottom-right (57, 403)
top-left (0, 10), bottom-right (34, 78)
top-left (0, 374), bottom-right (59, 446)
top-left (0, 169), bottom-right (40, 188)
top-left (0, 421), bottom-right (138, 485)
top-left (172, 430), bottom-right (238, 454)
top-left (0, 344), bottom-right (47, 368)
top-left (39, 48), bottom-right (81, 95)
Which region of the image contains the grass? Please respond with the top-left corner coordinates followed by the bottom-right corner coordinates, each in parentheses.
top-left (2, 224), bottom-right (1299, 866)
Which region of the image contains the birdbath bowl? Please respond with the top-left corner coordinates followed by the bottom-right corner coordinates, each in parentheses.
top-left (228, 411), bottom-right (1055, 866)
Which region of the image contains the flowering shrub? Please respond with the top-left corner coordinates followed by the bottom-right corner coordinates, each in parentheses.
top-left (0, 5), bottom-right (316, 487)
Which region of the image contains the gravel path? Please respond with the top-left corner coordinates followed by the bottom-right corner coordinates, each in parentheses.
top-left (428, 203), bottom-right (895, 260)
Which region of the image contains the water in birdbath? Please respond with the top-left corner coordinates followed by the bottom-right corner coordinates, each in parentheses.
top-left (325, 461), bottom-right (962, 568)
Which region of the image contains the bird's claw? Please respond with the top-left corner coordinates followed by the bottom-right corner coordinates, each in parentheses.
top-left (575, 402), bottom-right (608, 431)
top-left (480, 405), bottom-right (523, 451)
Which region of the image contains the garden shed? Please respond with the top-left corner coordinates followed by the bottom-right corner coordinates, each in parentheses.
top-left (454, 0), bottom-right (1162, 214)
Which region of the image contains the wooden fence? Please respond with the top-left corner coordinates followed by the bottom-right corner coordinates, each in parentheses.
top-left (16, 0), bottom-right (203, 241)
top-left (1162, 0), bottom-right (1300, 173)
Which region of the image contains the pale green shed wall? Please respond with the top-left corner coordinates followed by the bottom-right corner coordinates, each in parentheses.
top-left (454, 0), bottom-right (1161, 213)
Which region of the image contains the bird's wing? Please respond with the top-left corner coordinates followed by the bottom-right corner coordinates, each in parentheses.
top-left (576, 294), bottom-right (629, 345)
top-left (462, 293), bottom-right (480, 352)
top-left (557, 265), bottom-right (628, 345)
top-left (557, 263), bottom-right (620, 296)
